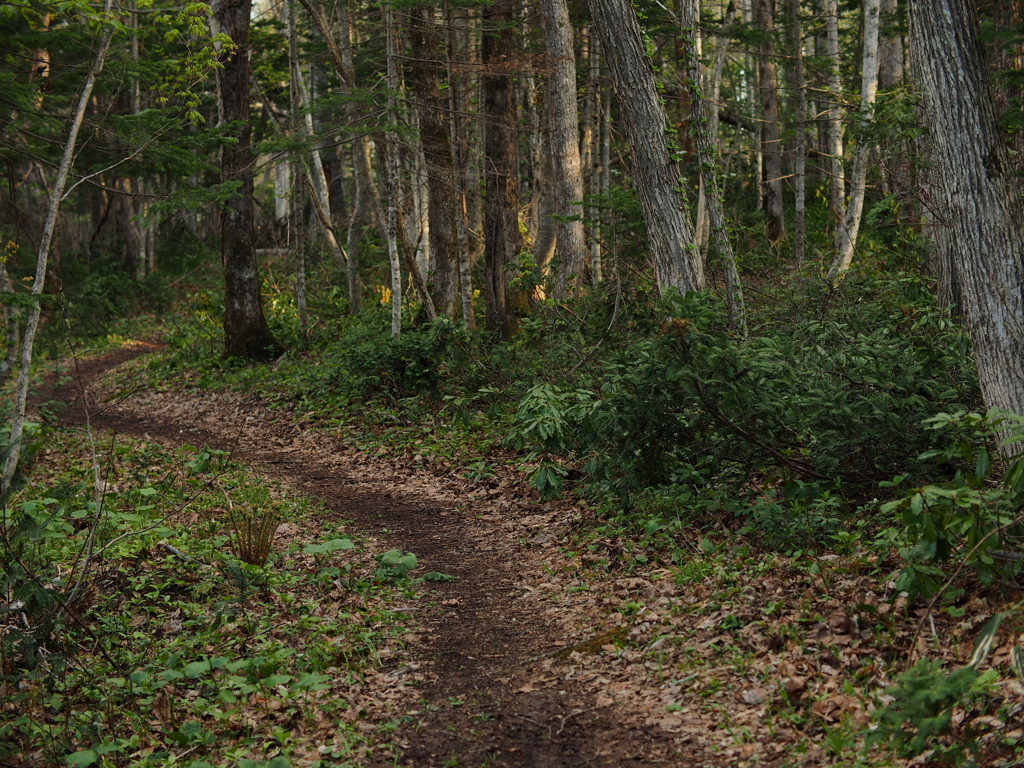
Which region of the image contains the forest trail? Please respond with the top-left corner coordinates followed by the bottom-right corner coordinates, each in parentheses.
top-left (51, 344), bottom-right (711, 767)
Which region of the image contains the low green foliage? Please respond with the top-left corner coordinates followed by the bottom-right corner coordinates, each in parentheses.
top-left (0, 432), bottom-right (412, 768)
top-left (869, 616), bottom-right (1004, 764)
top-left (880, 410), bottom-right (1024, 599)
top-left (374, 549), bottom-right (417, 581)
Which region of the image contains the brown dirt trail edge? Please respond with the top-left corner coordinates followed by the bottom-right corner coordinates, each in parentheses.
top-left (51, 346), bottom-right (690, 767)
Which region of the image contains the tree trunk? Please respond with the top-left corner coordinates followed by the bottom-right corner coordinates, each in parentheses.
top-left (3, 1), bottom-right (115, 498)
top-left (789, 0), bottom-right (807, 266)
top-left (822, 0), bottom-right (846, 254)
top-left (682, 0), bottom-right (747, 335)
top-left (482, 0), bottom-right (525, 337)
top-left (908, 0), bottom-right (1024, 419)
top-left (212, 0), bottom-right (281, 360)
top-left (0, 256), bottom-right (19, 390)
top-left (588, 0), bottom-right (704, 296)
top-left (757, 0), bottom-right (786, 241)
top-left (384, 4), bottom-right (403, 338)
top-left (409, 3), bottom-right (461, 316)
top-left (289, 5), bottom-right (349, 278)
top-left (446, 2), bottom-right (476, 329)
top-left (829, 0), bottom-right (880, 279)
top-left (539, 0), bottom-right (587, 297)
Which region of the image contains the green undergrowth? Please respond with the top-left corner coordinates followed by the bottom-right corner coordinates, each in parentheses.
top-left (1, 429), bottom-right (419, 768)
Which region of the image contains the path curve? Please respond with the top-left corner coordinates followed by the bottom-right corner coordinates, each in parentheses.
top-left (51, 345), bottom-right (694, 767)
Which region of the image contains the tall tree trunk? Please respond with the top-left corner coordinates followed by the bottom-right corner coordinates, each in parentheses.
top-left (588, 0), bottom-right (705, 296)
top-left (822, 0), bottom-right (846, 254)
top-left (3, 0), bottom-right (115, 498)
top-left (908, 0), bottom-right (1024, 419)
top-left (482, 0), bottom-right (525, 337)
top-left (539, 0), bottom-right (587, 297)
top-left (409, 3), bottom-right (461, 316)
top-left (789, 0), bottom-right (807, 266)
top-left (384, 3), bottom-right (403, 338)
top-left (757, 0), bottom-right (786, 241)
top-left (589, 37), bottom-right (605, 283)
top-left (0, 256), bottom-right (19, 390)
top-left (338, 3), bottom-right (372, 314)
top-left (446, 2), bottom-right (476, 329)
top-left (212, 0), bottom-right (281, 360)
top-left (829, 0), bottom-right (880, 279)
top-left (288, 3), bottom-right (349, 279)
top-left (682, 0), bottom-right (747, 335)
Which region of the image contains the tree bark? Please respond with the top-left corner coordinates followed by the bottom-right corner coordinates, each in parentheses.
top-left (3, 0), bottom-right (115, 498)
top-left (757, 0), bottom-right (785, 241)
top-left (682, 0), bottom-right (747, 335)
top-left (908, 0), bottom-right (1024, 419)
top-left (384, 4), bottom-right (403, 338)
top-left (539, 0), bottom-right (587, 296)
top-left (789, 0), bottom-right (807, 266)
top-left (482, 0), bottom-right (526, 337)
top-left (446, 2), bottom-right (476, 329)
top-left (829, 0), bottom-right (880, 279)
top-left (588, 0), bottom-right (704, 296)
top-left (212, 0), bottom-right (281, 360)
top-left (409, 3), bottom-right (461, 316)
top-left (822, 0), bottom-right (846, 254)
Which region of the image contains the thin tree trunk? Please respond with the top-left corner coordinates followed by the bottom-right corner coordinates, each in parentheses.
top-left (338, 4), bottom-right (371, 314)
top-left (822, 0), bottom-right (846, 253)
top-left (3, 3), bottom-right (115, 498)
top-left (829, 0), bottom-right (880, 279)
top-left (482, 0), bottom-right (525, 337)
top-left (539, 0), bottom-right (587, 296)
top-left (289, 3), bottom-right (349, 277)
top-left (588, 0), bottom-right (705, 296)
top-left (757, 0), bottom-right (786, 241)
top-left (908, 0), bottom-right (1024, 420)
top-left (682, 0), bottom-right (747, 335)
top-left (589, 37), bottom-right (604, 283)
top-left (789, 0), bottom-right (807, 266)
top-left (293, 164), bottom-right (309, 340)
top-left (384, 4), bottom-right (402, 338)
top-left (0, 257), bottom-right (19, 390)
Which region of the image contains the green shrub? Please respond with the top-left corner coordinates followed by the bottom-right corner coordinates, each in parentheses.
top-left (307, 312), bottom-right (467, 401)
top-left (880, 410), bottom-right (1024, 598)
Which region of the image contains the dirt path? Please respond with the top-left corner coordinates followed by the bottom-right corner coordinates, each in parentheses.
top-left (52, 346), bottom-right (698, 767)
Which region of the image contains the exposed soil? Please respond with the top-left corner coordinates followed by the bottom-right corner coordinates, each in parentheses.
top-left (50, 345), bottom-right (695, 767)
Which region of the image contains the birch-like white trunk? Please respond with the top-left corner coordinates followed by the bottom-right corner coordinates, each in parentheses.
top-left (3, 4), bottom-right (115, 498)
top-left (828, 0), bottom-right (880, 279)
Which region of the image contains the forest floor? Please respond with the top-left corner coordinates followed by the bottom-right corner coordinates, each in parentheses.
top-left (21, 340), bottom-right (1024, 767)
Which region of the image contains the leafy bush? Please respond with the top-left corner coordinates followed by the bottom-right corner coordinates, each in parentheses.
top-left (508, 279), bottom-right (979, 549)
top-left (880, 410), bottom-right (1024, 598)
top-left (513, 282), bottom-right (977, 499)
top-left (307, 312), bottom-right (467, 400)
